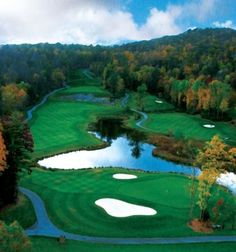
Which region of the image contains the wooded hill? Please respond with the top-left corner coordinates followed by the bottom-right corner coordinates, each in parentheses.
top-left (0, 28), bottom-right (236, 119)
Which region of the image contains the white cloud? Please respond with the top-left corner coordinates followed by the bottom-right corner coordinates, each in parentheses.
top-left (138, 6), bottom-right (182, 39)
top-left (213, 20), bottom-right (236, 29)
top-left (0, 0), bottom-right (219, 45)
top-left (179, 0), bottom-right (216, 22)
top-left (0, 0), bottom-right (184, 45)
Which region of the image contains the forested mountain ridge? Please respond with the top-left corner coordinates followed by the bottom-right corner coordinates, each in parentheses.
top-left (103, 28), bottom-right (236, 119)
top-left (120, 28), bottom-right (236, 52)
top-left (0, 28), bottom-right (236, 119)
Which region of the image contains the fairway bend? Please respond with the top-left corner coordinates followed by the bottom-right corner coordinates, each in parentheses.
top-left (26, 86), bottom-right (68, 121)
top-left (20, 187), bottom-right (236, 244)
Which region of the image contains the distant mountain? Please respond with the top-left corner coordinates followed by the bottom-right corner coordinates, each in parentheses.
top-left (119, 28), bottom-right (236, 52)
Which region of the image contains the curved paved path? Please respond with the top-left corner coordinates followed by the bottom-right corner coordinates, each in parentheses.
top-left (120, 93), bottom-right (149, 130)
top-left (20, 187), bottom-right (236, 244)
top-left (120, 93), bottom-right (129, 107)
top-left (131, 109), bottom-right (148, 130)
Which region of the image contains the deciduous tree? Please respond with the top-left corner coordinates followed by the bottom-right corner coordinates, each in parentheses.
top-left (0, 221), bottom-right (31, 252)
top-left (195, 135), bottom-right (233, 221)
top-left (0, 128), bottom-right (7, 172)
top-left (0, 113), bottom-right (33, 207)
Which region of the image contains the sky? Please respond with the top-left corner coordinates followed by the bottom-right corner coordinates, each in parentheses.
top-left (0, 0), bottom-right (235, 45)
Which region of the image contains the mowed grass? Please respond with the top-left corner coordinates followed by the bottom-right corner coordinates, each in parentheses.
top-left (30, 72), bottom-right (123, 158)
top-left (60, 85), bottom-right (110, 97)
top-left (0, 192), bottom-right (36, 228)
top-left (20, 168), bottom-right (236, 238)
top-left (30, 237), bottom-right (236, 252)
top-left (127, 92), bottom-right (174, 112)
top-left (129, 112), bottom-right (236, 145)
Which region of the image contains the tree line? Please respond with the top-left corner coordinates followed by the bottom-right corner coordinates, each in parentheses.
top-left (0, 28), bottom-right (235, 119)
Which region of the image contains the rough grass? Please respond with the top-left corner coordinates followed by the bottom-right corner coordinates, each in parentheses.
top-left (21, 168), bottom-right (236, 238)
top-left (0, 192), bottom-right (36, 228)
top-left (30, 237), bottom-right (236, 252)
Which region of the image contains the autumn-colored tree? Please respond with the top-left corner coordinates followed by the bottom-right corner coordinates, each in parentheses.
top-left (197, 87), bottom-right (211, 112)
top-left (51, 68), bottom-right (65, 87)
top-left (0, 221), bottom-right (31, 252)
top-left (0, 113), bottom-right (33, 207)
top-left (195, 135), bottom-right (234, 221)
top-left (209, 81), bottom-right (231, 119)
top-left (186, 87), bottom-right (196, 111)
top-left (0, 129), bottom-right (7, 172)
top-left (219, 99), bottom-right (229, 117)
top-left (1, 84), bottom-right (27, 114)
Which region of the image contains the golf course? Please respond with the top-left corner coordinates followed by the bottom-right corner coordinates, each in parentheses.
top-left (1, 70), bottom-right (236, 251)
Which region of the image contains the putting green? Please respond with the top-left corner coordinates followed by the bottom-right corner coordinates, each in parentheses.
top-left (20, 168), bottom-right (236, 238)
top-left (129, 112), bottom-right (236, 144)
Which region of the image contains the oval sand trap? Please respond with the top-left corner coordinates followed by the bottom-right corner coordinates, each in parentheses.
top-left (155, 100), bottom-right (163, 104)
top-left (203, 124), bottom-right (215, 128)
top-left (113, 174), bottom-right (137, 180)
top-left (95, 198), bottom-right (157, 217)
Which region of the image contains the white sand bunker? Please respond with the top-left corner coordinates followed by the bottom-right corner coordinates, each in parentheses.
top-left (155, 100), bottom-right (163, 104)
top-left (113, 174), bottom-right (137, 180)
top-left (95, 198), bottom-right (157, 217)
top-left (217, 172), bottom-right (236, 195)
top-left (203, 124), bottom-right (215, 128)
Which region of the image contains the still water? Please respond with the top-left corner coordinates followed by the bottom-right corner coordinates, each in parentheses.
top-left (38, 119), bottom-right (200, 175)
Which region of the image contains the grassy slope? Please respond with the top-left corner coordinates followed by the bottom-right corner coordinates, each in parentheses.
top-left (0, 192), bottom-right (36, 228)
top-left (21, 168), bottom-right (236, 238)
top-left (31, 237), bottom-right (236, 252)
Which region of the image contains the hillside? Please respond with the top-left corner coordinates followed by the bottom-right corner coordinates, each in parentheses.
top-left (0, 28), bottom-right (236, 119)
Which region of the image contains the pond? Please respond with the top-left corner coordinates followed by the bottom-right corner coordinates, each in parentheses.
top-left (38, 118), bottom-right (200, 176)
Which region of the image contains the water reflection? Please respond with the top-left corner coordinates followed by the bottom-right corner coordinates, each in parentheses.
top-left (38, 118), bottom-right (200, 175)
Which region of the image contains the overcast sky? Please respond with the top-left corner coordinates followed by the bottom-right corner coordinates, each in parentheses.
top-left (0, 0), bottom-right (235, 45)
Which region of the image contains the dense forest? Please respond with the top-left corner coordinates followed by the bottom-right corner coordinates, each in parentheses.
top-left (0, 28), bottom-right (236, 119)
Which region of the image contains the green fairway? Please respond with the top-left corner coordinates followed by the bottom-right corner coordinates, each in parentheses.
top-left (59, 84), bottom-right (110, 97)
top-left (30, 237), bottom-right (236, 252)
top-left (129, 112), bottom-right (236, 144)
top-left (29, 72), bottom-right (123, 158)
top-left (0, 192), bottom-right (36, 228)
top-left (20, 168), bottom-right (236, 238)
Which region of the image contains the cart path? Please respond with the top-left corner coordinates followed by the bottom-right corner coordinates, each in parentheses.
top-left (20, 187), bottom-right (236, 244)
top-left (131, 109), bottom-right (148, 129)
top-left (120, 93), bottom-right (148, 129)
